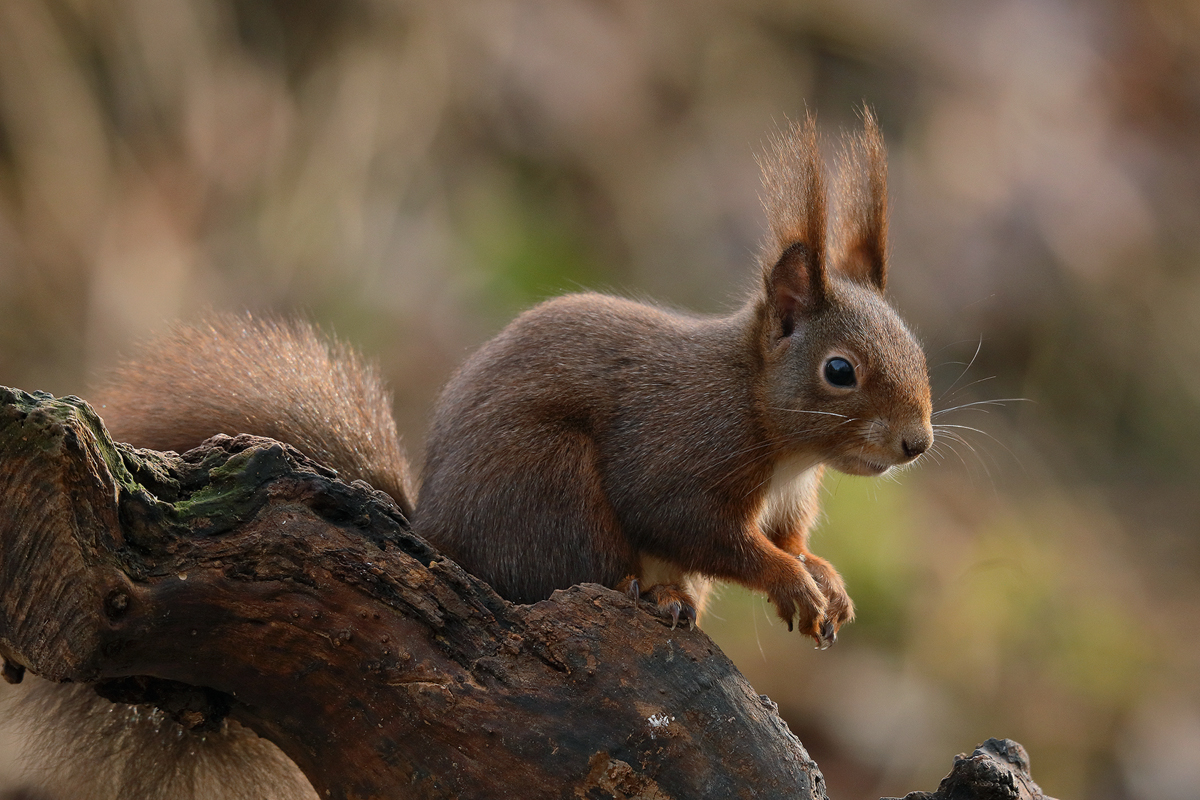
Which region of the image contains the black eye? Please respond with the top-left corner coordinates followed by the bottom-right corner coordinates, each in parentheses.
top-left (823, 357), bottom-right (856, 388)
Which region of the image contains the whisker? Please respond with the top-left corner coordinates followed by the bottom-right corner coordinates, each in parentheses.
top-left (936, 437), bottom-right (972, 471)
top-left (933, 397), bottom-right (1032, 417)
top-left (934, 422), bottom-right (1015, 452)
top-left (769, 407), bottom-right (851, 420)
top-left (742, 472), bottom-right (776, 498)
top-left (934, 423), bottom-right (1024, 469)
top-left (703, 441), bottom-right (780, 483)
top-left (937, 429), bottom-right (997, 489)
top-left (928, 337), bottom-right (992, 359)
top-left (706, 413), bottom-right (864, 475)
top-left (702, 439), bottom-right (775, 470)
top-left (709, 432), bottom-right (824, 486)
top-left (935, 375), bottom-right (998, 407)
top-left (709, 412), bottom-right (873, 487)
top-left (935, 335), bottom-right (983, 405)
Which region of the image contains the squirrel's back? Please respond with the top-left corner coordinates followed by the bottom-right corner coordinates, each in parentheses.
top-left (92, 315), bottom-right (414, 517)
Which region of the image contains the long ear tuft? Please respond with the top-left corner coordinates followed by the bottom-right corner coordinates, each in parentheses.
top-left (833, 106), bottom-right (888, 291)
top-left (757, 114), bottom-right (829, 335)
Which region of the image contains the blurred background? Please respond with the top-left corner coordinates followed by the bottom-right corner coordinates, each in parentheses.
top-left (0, 1), bottom-right (1198, 798)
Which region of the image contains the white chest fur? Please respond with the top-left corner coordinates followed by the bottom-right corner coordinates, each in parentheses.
top-left (757, 452), bottom-right (823, 532)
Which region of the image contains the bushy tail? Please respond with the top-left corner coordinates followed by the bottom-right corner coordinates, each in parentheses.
top-left (1, 678), bottom-right (317, 800)
top-left (91, 314), bottom-right (414, 517)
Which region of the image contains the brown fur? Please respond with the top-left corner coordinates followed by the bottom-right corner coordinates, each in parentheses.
top-left (8, 114), bottom-right (932, 799)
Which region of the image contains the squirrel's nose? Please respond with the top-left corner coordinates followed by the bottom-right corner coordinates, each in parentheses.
top-left (901, 435), bottom-right (930, 460)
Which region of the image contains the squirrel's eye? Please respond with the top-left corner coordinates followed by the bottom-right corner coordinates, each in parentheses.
top-left (823, 357), bottom-right (856, 388)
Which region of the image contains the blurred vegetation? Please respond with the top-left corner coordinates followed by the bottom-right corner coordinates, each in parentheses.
top-left (2, 2), bottom-right (1200, 798)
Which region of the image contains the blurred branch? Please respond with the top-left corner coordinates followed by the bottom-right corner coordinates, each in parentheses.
top-left (884, 739), bottom-right (1057, 800)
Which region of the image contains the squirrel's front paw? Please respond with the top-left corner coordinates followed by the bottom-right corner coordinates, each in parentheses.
top-left (798, 553), bottom-right (854, 650)
top-left (766, 567), bottom-right (827, 641)
top-left (619, 576), bottom-right (698, 629)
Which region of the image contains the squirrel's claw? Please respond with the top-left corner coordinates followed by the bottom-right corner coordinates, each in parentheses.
top-left (815, 620), bottom-right (837, 650)
top-left (665, 599), bottom-right (698, 629)
top-left (661, 597), bottom-right (697, 630)
top-left (680, 603), bottom-right (698, 628)
top-left (621, 580), bottom-right (699, 629)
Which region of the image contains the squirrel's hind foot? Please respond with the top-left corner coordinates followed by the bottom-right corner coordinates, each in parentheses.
top-left (618, 577), bottom-right (698, 629)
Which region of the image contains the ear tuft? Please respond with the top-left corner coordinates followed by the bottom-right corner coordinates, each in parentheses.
top-left (832, 106), bottom-right (888, 291)
top-left (758, 114), bottom-right (829, 335)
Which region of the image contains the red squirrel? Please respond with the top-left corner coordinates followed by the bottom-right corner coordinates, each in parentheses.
top-left (4, 113), bottom-right (931, 800)
top-left (417, 113), bottom-right (931, 641)
top-left (97, 113), bottom-right (931, 645)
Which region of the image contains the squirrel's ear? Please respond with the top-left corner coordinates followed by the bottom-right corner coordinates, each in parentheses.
top-left (832, 107), bottom-right (888, 292)
top-left (767, 242), bottom-right (827, 337)
top-left (759, 114), bottom-right (829, 335)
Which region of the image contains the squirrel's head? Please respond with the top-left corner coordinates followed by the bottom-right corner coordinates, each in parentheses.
top-left (755, 111), bottom-right (932, 476)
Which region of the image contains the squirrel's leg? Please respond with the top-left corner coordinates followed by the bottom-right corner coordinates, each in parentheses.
top-left (683, 518), bottom-right (831, 644)
top-left (794, 547), bottom-right (854, 641)
top-left (760, 466), bottom-right (852, 646)
top-left (767, 523), bottom-right (854, 646)
top-left (418, 428), bottom-right (638, 602)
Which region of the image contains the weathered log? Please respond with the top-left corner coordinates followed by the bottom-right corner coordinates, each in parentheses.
top-left (0, 387), bottom-right (829, 799)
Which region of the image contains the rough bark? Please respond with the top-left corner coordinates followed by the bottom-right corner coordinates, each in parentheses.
top-left (0, 387), bottom-right (828, 800)
top-left (884, 739), bottom-right (1059, 800)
